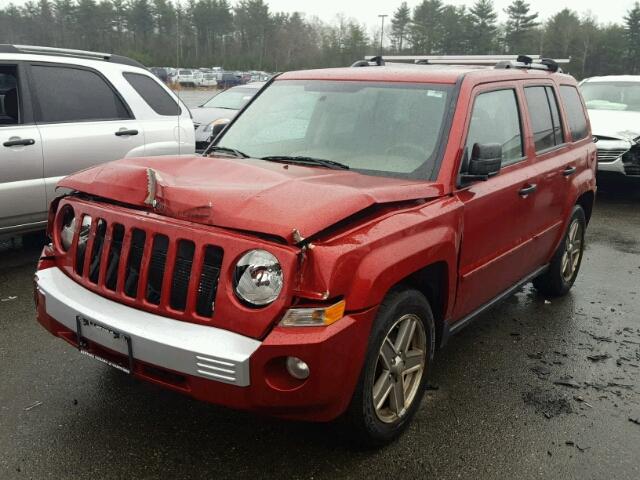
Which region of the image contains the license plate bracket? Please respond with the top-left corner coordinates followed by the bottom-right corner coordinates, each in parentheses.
top-left (75, 315), bottom-right (134, 374)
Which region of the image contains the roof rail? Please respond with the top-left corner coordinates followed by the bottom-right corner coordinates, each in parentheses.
top-left (0, 44), bottom-right (145, 68)
top-left (351, 56), bottom-right (385, 67)
top-left (358, 54), bottom-right (570, 72)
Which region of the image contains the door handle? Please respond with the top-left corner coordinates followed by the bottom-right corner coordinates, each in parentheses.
top-left (518, 183), bottom-right (537, 197)
top-left (562, 166), bottom-right (577, 176)
top-left (3, 138), bottom-right (35, 147)
top-left (115, 129), bottom-right (138, 137)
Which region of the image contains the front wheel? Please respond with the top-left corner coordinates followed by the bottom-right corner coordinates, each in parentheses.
top-left (533, 205), bottom-right (586, 297)
top-left (346, 288), bottom-right (435, 447)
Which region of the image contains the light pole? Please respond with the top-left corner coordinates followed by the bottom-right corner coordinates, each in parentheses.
top-left (378, 14), bottom-right (388, 55)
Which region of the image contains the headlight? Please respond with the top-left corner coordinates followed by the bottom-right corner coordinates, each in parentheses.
top-left (233, 249), bottom-right (283, 306)
top-left (58, 206), bottom-right (76, 252)
top-left (204, 118), bottom-right (230, 133)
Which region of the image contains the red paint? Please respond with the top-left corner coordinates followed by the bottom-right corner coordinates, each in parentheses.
top-left (37, 66), bottom-right (596, 421)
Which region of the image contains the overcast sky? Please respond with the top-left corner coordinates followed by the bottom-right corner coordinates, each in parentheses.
top-left (0, 0), bottom-right (636, 28)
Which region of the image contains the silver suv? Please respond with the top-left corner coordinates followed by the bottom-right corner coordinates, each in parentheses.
top-left (0, 45), bottom-right (194, 236)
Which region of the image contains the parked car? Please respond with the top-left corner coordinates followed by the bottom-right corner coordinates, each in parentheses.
top-left (217, 72), bottom-right (242, 89)
top-left (199, 72), bottom-right (218, 88)
top-left (0, 44), bottom-right (194, 236)
top-left (191, 82), bottom-right (265, 150)
top-left (175, 69), bottom-right (200, 87)
top-left (35, 56), bottom-right (596, 446)
top-left (580, 76), bottom-right (640, 177)
top-left (149, 67), bottom-right (168, 83)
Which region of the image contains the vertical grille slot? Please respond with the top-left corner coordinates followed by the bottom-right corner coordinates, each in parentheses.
top-left (88, 219), bottom-right (107, 284)
top-left (196, 246), bottom-right (224, 317)
top-left (105, 224), bottom-right (125, 291)
top-left (146, 235), bottom-right (169, 305)
top-left (170, 240), bottom-right (195, 311)
top-left (74, 215), bottom-right (92, 275)
top-left (124, 229), bottom-right (146, 298)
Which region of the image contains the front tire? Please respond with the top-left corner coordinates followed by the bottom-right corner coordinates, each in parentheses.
top-left (346, 288), bottom-right (435, 447)
top-left (533, 205), bottom-right (586, 297)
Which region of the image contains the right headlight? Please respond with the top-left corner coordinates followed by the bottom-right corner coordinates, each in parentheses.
top-left (233, 249), bottom-right (283, 306)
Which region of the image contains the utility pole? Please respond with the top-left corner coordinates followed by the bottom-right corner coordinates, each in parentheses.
top-left (378, 14), bottom-right (388, 55)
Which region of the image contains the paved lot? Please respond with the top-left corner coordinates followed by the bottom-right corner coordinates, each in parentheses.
top-left (1, 180), bottom-right (639, 480)
top-left (172, 88), bottom-right (218, 108)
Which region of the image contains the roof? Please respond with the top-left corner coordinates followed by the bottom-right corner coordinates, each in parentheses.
top-left (278, 64), bottom-right (576, 85)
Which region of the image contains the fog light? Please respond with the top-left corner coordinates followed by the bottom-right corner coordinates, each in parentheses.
top-left (285, 356), bottom-right (310, 380)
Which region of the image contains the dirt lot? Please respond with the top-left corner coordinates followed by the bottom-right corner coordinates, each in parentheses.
top-left (0, 179), bottom-right (639, 480)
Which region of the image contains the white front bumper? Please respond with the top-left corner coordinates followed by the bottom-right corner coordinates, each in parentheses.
top-left (36, 267), bottom-right (260, 386)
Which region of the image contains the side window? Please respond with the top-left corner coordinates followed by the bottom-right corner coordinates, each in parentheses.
top-left (560, 85), bottom-right (589, 141)
top-left (0, 65), bottom-right (20, 125)
top-left (524, 86), bottom-right (564, 152)
top-left (465, 89), bottom-right (523, 167)
top-left (31, 65), bottom-right (131, 123)
top-left (123, 72), bottom-right (181, 116)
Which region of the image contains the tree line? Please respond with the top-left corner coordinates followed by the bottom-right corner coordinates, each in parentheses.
top-left (1, 0), bottom-right (639, 78)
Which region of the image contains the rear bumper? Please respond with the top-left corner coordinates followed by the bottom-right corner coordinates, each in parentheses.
top-left (35, 266), bottom-right (376, 421)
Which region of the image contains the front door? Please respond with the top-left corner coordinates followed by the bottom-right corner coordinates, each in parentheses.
top-left (453, 84), bottom-right (542, 320)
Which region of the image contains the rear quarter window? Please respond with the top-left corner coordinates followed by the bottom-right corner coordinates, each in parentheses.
top-left (123, 72), bottom-right (181, 116)
top-left (560, 85), bottom-right (589, 141)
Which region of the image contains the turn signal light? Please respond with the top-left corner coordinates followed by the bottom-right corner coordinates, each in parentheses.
top-left (280, 300), bottom-right (345, 327)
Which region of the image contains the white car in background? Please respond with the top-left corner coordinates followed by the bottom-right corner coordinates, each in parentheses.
top-left (0, 44), bottom-right (194, 236)
top-left (200, 72), bottom-right (218, 88)
top-left (580, 76), bottom-right (640, 177)
top-left (175, 69), bottom-right (201, 87)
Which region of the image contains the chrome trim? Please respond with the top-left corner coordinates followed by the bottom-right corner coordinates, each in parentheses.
top-left (36, 267), bottom-right (260, 386)
top-left (597, 156), bottom-right (627, 174)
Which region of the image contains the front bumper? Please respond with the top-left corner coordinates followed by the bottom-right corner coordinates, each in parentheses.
top-left (35, 266), bottom-right (376, 421)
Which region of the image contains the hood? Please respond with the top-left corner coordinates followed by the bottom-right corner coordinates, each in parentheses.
top-left (191, 107), bottom-right (238, 125)
top-left (587, 109), bottom-right (640, 142)
top-left (58, 155), bottom-right (443, 243)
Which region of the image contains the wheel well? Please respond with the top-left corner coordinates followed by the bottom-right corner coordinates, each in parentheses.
top-left (576, 191), bottom-right (595, 225)
top-left (399, 262), bottom-right (448, 348)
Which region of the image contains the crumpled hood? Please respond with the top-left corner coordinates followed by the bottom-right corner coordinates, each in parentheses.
top-left (58, 155), bottom-right (443, 243)
top-left (588, 109), bottom-right (640, 142)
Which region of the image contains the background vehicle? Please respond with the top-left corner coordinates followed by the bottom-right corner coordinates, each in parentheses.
top-left (580, 76), bottom-right (640, 177)
top-left (217, 72), bottom-right (242, 89)
top-left (149, 67), bottom-right (168, 83)
top-left (35, 55), bottom-right (596, 446)
top-left (175, 69), bottom-right (200, 87)
top-left (192, 82), bottom-right (265, 150)
top-left (200, 72), bottom-right (218, 88)
top-left (0, 44), bottom-right (194, 236)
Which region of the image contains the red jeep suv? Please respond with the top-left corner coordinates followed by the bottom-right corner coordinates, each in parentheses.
top-left (35, 55), bottom-right (597, 445)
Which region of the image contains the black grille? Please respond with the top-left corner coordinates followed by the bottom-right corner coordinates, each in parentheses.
top-left (73, 218), bottom-right (224, 318)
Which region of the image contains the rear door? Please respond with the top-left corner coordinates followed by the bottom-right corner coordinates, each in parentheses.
top-left (521, 83), bottom-right (576, 265)
top-left (0, 62), bottom-right (45, 233)
top-left (27, 63), bottom-right (144, 206)
top-left (453, 83), bottom-right (542, 319)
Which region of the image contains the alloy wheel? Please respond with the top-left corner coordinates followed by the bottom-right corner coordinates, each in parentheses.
top-left (561, 219), bottom-right (583, 282)
top-left (372, 313), bottom-right (427, 424)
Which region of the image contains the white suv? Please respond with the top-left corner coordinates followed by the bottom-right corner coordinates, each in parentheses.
top-left (0, 45), bottom-right (194, 236)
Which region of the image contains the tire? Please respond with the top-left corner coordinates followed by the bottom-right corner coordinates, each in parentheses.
top-left (533, 205), bottom-right (586, 297)
top-left (346, 288), bottom-right (436, 447)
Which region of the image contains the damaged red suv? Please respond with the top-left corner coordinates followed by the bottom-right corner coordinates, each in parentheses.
top-left (35, 56), bottom-right (597, 445)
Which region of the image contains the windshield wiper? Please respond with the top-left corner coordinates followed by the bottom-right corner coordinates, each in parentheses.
top-left (208, 145), bottom-right (249, 158)
top-left (260, 155), bottom-right (350, 170)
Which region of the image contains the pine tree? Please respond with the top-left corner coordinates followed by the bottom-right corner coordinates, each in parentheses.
top-left (624, 2), bottom-right (640, 73)
top-left (390, 2), bottom-right (411, 52)
top-left (409, 0), bottom-right (444, 54)
top-left (504, 0), bottom-right (539, 54)
top-left (469, 0), bottom-right (497, 54)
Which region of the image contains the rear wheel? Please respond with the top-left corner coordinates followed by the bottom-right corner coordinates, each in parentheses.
top-left (533, 205), bottom-right (586, 297)
top-left (347, 288), bottom-right (435, 447)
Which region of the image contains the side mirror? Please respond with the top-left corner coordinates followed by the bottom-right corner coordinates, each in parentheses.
top-left (209, 118), bottom-right (231, 141)
top-left (461, 143), bottom-right (502, 182)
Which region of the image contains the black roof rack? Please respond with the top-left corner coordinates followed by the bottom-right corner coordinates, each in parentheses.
top-left (0, 44), bottom-right (145, 68)
top-left (353, 55), bottom-right (570, 73)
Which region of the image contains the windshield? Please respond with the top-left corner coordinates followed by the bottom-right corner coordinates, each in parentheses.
top-left (581, 81), bottom-right (640, 112)
top-left (179, 70), bottom-right (192, 75)
top-left (202, 87), bottom-right (258, 110)
top-left (216, 80), bottom-right (454, 179)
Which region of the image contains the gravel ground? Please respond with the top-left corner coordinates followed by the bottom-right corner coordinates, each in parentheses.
top-left (0, 179), bottom-right (639, 480)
